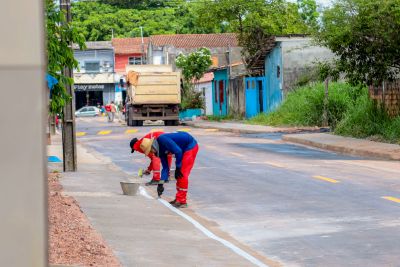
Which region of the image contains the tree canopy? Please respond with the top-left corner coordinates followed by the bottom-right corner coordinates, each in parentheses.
top-left (317, 0), bottom-right (400, 85)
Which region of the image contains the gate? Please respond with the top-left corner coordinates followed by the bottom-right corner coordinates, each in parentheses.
top-left (212, 79), bottom-right (228, 116)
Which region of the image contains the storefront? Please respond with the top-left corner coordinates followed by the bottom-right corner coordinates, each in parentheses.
top-left (74, 83), bottom-right (115, 110)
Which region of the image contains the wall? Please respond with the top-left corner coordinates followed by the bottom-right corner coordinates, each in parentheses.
top-left (74, 49), bottom-right (114, 73)
top-left (280, 38), bottom-right (334, 95)
top-left (0, 0), bottom-right (47, 265)
top-left (369, 81), bottom-right (400, 117)
top-left (228, 77), bottom-right (246, 118)
top-left (195, 82), bottom-right (213, 115)
top-left (114, 53), bottom-right (143, 74)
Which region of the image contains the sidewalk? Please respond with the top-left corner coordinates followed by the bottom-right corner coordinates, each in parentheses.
top-left (47, 136), bottom-right (271, 267)
top-left (283, 133), bottom-right (400, 161)
top-left (183, 120), bottom-right (323, 134)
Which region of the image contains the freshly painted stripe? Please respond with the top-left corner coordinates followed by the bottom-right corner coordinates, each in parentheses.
top-left (382, 196), bottom-right (400, 203)
top-left (230, 152), bottom-right (245, 157)
top-left (98, 130), bottom-right (112, 135)
top-left (313, 175), bottom-right (340, 183)
top-left (48, 156), bottom-right (62, 163)
top-left (177, 128), bottom-right (191, 132)
top-left (151, 128), bottom-right (164, 132)
top-left (264, 161), bottom-right (284, 168)
top-left (125, 129), bottom-right (139, 134)
top-left (76, 132), bottom-right (86, 137)
top-left (158, 198), bottom-right (270, 267)
top-left (205, 128), bottom-right (219, 132)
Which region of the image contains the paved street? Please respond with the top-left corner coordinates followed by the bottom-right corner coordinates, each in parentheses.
top-left (76, 117), bottom-right (400, 267)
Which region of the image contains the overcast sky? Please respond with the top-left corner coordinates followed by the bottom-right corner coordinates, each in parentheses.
top-left (288, 0), bottom-right (333, 8)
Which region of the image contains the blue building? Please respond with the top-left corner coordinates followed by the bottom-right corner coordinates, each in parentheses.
top-left (245, 36), bottom-right (334, 118)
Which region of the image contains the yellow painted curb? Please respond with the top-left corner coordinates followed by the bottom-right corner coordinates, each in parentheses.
top-left (177, 128), bottom-right (191, 132)
top-left (205, 128), bottom-right (219, 132)
top-left (76, 132), bottom-right (86, 137)
top-left (151, 128), bottom-right (164, 132)
top-left (313, 175), bottom-right (340, 184)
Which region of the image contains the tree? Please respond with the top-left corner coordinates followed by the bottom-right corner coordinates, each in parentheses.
top-left (176, 48), bottom-right (213, 110)
top-left (317, 0), bottom-right (400, 85)
top-left (297, 0), bottom-right (319, 30)
top-left (46, 0), bottom-right (86, 114)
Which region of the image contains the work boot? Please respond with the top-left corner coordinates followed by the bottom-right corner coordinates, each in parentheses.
top-left (169, 199), bottom-right (177, 205)
top-left (145, 179), bottom-right (159, 186)
top-left (172, 201), bottom-right (188, 208)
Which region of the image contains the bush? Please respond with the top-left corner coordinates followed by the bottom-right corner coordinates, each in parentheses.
top-left (249, 82), bottom-right (363, 128)
top-left (335, 96), bottom-right (400, 144)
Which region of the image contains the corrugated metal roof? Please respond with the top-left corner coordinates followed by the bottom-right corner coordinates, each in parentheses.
top-left (72, 41), bottom-right (113, 50)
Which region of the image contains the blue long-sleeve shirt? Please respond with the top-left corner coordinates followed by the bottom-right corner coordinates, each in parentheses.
top-left (157, 132), bottom-right (197, 181)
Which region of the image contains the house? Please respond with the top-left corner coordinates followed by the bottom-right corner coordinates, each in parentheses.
top-left (147, 33), bottom-right (246, 116)
top-left (194, 72), bottom-right (214, 116)
top-left (112, 37), bottom-right (149, 103)
top-left (245, 36), bottom-right (335, 118)
top-left (73, 41), bottom-right (116, 110)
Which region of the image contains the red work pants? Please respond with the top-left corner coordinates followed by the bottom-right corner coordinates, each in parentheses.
top-left (148, 153), bottom-right (172, 181)
top-left (176, 144), bottom-right (199, 204)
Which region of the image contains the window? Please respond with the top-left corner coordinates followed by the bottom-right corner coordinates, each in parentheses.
top-left (129, 56), bottom-right (143, 65)
top-left (85, 61), bottom-right (100, 73)
top-left (102, 61), bottom-right (111, 72)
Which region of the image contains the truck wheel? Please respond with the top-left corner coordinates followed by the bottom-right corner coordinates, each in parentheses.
top-left (131, 120), bottom-right (137, 126)
top-left (164, 120), bottom-right (170, 126)
top-left (173, 120), bottom-right (179, 126)
top-left (137, 120), bottom-right (144, 126)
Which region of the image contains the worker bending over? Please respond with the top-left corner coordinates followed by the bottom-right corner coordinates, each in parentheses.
top-left (140, 132), bottom-right (199, 208)
top-left (130, 131), bottom-right (171, 186)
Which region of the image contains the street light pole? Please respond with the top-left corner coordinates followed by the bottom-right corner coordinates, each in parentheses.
top-left (60, 0), bottom-right (77, 171)
top-left (140, 26), bottom-right (144, 64)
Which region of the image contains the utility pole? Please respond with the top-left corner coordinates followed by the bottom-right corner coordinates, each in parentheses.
top-left (140, 26), bottom-right (145, 64)
top-left (60, 0), bottom-right (77, 171)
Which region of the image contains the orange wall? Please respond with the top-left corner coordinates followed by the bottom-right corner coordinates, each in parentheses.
top-left (115, 53), bottom-right (143, 74)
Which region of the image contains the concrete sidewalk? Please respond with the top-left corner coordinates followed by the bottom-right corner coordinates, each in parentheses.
top-left (283, 133), bottom-right (400, 161)
top-left (184, 120), bottom-right (323, 134)
top-left (47, 136), bottom-right (270, 267)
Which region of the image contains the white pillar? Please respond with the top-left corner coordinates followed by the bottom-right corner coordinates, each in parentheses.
top-left (0, 0), bottom-right (47, 266)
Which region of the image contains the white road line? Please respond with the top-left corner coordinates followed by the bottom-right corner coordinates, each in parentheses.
top-left (158, 198), bottom-right (270, 267)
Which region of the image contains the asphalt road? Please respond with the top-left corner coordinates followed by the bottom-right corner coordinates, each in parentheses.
top-left (76, 116), bottom-right (400, 267)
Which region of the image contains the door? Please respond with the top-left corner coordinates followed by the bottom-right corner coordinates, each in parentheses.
top-left (245, 77), bottom-right (266, 118)
top-left (212, 79), bottom-right (227, 116)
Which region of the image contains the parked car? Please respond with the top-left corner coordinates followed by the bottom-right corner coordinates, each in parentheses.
top-left (75, 106), bottom-right (100, 117)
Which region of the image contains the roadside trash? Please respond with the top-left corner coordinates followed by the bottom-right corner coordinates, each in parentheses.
top-left (120, 182), bottom-right (140, 196)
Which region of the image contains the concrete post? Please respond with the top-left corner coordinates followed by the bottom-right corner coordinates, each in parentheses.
top-left (0, 0), bottom-right (47, 266)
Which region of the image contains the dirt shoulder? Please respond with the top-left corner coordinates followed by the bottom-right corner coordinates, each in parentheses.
top-left (48, 173), bottom-right (121, 267)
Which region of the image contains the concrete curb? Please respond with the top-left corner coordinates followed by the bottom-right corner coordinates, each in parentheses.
top-left (283, 134), bottom-right (400, 161)
top-left (183, 121), bottom-right (325, 134)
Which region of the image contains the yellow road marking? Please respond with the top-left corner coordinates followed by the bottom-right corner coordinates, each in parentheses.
top-left (205, 128), bottom-right (219, 132)
top-left (230, 152), bottom-right (245, 158)
top-left (382, 196), bottom-right (400, 203)
top-left (98, 130), bottom-right (112, 135)
top-left (151, 128), bottom-right (164, 132)
top-left (264, 161), bottom-right (284, 168)
top-left (313, 175), bottom-right (340, 184)
top-left (125, 129), bottom-right (139, 134)
top-left (177, 128), bottom-right (191, 132)
top-left (76, 132), bottom-right (86, 137)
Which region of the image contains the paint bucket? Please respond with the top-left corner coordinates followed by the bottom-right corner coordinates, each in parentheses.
top-left (120, 182), bottom-right (140, 196)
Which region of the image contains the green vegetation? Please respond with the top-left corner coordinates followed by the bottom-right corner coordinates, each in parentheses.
top-left (46, 0), bottom-right (86, 114)
top-left (72, 0), bottom-right (318, 41)
top-left (317, 0), bottom-right (400, 85)
top-left (206, 115), bottom-right (235, 122)
top-left (176, 48), bottom-right (212, 110)
top-left (248, 82), bottom-right (400, 144)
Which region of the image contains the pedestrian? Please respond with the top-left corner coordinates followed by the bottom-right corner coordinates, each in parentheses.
top-left (118, 102), bottom-right (124, 121)
top-left (110, 101), bottom-right (117, 122)
top-left (130, 131), bottom-right (172, 185)
top-left (105, 103), bottom-right (112, 122)
top-left (140, 131), bottom-right (199, 208)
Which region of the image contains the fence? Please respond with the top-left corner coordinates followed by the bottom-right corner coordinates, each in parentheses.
top-left (369, 81), bottom-right (400, 117)
top-left (228, 76), bottom-right (246, 118)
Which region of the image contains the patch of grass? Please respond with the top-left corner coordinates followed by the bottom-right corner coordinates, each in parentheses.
top-left (248, 82), bottom-right (364, 128)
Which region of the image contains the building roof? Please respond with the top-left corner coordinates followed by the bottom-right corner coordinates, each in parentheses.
top-left (150, 33), bottom-right (239, 49)
top-left (72, 41), bottom-right (113, 50)
top-left (112, 37), bottom-right (149, 54)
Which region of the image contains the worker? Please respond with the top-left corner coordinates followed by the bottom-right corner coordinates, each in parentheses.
top-left (130, 131), bottom-right (171, 186)
top-left (140, 132), bottom-right (199, 208)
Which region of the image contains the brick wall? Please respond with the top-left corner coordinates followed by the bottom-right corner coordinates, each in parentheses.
top-left (369, 81), bottom-right (400, 117)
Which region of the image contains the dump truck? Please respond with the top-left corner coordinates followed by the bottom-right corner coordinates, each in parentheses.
top-left (125, 65), bottom-right (181, 126)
